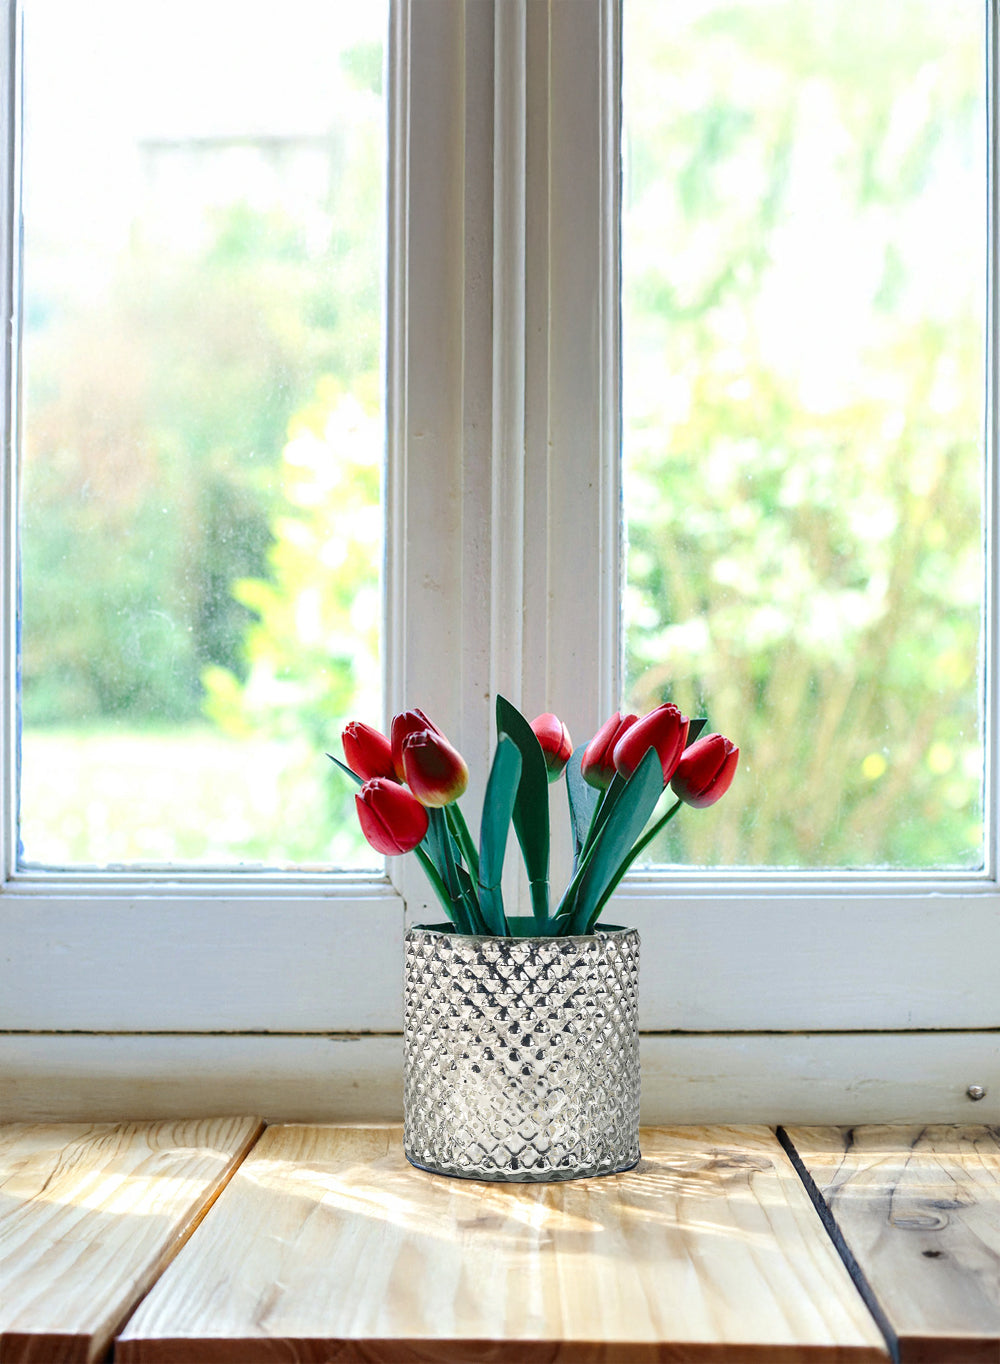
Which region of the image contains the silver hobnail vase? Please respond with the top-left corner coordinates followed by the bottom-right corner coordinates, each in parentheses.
top-left (403, 922), bottom-right (640, 1182)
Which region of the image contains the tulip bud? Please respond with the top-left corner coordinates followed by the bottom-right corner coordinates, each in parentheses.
top-left (613, 702), bottom-right (689, 785)
top-left (390, 708), bottom-right (443, 781)
top-left (670, 733), bottom-right (739, 808)
top-left (342, 721), bottom-right (397, 782)
top-left (355, 778), bottom-right (429, 854)
top-left (402, 729), bottom-right (470, 807)
top-left (581, 712), bottom-right (638, 789)
top-left (530, 713), bottom-right (573, 782)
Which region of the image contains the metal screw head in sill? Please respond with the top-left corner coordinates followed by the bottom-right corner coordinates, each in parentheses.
top-left (966, 1084), bottom-right (986, 1101)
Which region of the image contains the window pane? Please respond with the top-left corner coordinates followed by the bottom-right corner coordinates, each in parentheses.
top-left (622, 0), bottom-right (986, 869)
top-left (18, 0), bottom-right (386, 869)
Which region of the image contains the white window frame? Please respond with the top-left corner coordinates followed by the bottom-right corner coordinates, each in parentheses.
top-left (0, 0), bottom-right (997, 1125)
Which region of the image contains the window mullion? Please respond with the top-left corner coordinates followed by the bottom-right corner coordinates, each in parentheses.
top-left (524, 1), bottom-right (621, 745)
top-left (388, 0), bottom-right (498, 916)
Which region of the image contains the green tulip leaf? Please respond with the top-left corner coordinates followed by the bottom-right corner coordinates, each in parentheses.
top-left (478, 735), bottom-right (521, 936)
top-left (554, 773), bottom-right (626, 921)
top-left (426, 811), bottom-right (461, 878)
top-left (564, 747), bottom-right (664, 935)
top-left (565, 745), bottom-right (600, 871)
top-left (554, 774), bottom-right (626, 921)
top-left (686, 718), bottom-right (708, 747)
top-left (496, 695), bottom-right (550, 922)
top-left (422, 807), bottom-right (465, 923)
top-left (589, 794), bottom-right (684, 926)
top-left (583, 771), bottom-right (627, 856)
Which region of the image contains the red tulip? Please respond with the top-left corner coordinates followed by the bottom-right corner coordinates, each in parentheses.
top-left (342, 721), bottom-right (397, 782)
top-left (670, 734), bottom-right (739, 808)
top-left (530, 713), bottom-right (573, 781)
top-left (390, 708), bottom-right (443, 781)
top-left (402, 729), bottom-right (469, 807)
top-left (581, 712), bottom-right (638, 789)
top-left (355, 778), bottom-right (429, 854)
top-left (613, 702), bottom-right (689, 784)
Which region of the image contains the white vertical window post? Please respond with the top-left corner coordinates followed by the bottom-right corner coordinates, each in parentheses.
top-left (388, 0), bottom-right (622, 917)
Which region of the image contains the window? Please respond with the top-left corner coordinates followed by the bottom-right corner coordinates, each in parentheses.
top-left (1, 0), bottom-right (996, 1123)
top-left (19, 0), bottom-right (386, 870)
top-left (622, 0), bottom-right (986, 874)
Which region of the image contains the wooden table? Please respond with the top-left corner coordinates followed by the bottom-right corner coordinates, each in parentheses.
top-left (1, 1121), bottom-right (998, 1363)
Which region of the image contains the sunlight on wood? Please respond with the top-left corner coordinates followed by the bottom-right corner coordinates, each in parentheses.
top-left (117, 1123), bottom-right (888, 1362)
top-left (0, 1117), bottom-right (263, 1364)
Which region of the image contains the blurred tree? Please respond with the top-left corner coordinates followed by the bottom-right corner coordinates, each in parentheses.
top-left (202, 384), bottom-right (381, 864)
top-left (623, 0), bottom-right (983, 869)
top-left (20, 37), bottom-right (384, 731)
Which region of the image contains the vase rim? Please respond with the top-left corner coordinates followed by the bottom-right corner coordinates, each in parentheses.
top-left (407, 920), bottom-right (637, 945)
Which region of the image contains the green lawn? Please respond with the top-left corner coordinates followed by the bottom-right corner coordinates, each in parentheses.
top-left (19, 724), bottom-right (375, 871)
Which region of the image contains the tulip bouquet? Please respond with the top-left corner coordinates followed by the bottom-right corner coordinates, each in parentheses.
top-left (332, 696), bottom-right (738, 937)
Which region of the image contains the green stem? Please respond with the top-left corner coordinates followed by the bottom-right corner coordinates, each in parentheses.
top-left (626, 796), bottom-right (683, 868)
top-left (529, 877), bottom-right (550, 923)
top-left (553, 815), bottom-right (608, 918)
top-left (445, 802), bottom-right (480, 881)
top-left (580, 775), bottom-right (626, 861)
top-left (414, 844), bottom-right (461, 926)
top-left (585, 798), bottom-right (684, 932)
top-left (432, 807), bottom-right (486, 934)
top-left (425, 809), bottom-right (473, 933)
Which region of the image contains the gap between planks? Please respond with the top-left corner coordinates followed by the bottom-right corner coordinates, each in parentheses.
top-left (782, 1125), bottom-right (1000, 1364)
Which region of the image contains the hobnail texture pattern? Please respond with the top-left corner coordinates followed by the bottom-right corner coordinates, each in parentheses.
top-left (403, 924), bottom-right (640, 1182)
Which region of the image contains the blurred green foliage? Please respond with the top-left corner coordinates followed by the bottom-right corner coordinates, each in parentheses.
top-left (201, 384), bottom-right (382, 864)
top-left (19, 2), bottom-right (988, 872)
top-left (20, 39), bottom-right (384, 734)
top-left (623, 0), bottom-right (984, 868)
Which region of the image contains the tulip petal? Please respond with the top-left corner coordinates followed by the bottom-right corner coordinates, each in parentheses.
top-left (530, 712), bottom-right (573, 781)
top-left (403, 729), bottom-right (469, 806)
top-left (342, 721), bottom-right (397, 782)
top-left (390, 708), bottom-right (442, 782)
top-left (614, 702), bottom-right (689, 784)
top-left (354, 779), bottom-right (429, 855)
top-left (671, 734), bottom-right (739, 808)
top-left (581, 712), bottom-right (637, 789)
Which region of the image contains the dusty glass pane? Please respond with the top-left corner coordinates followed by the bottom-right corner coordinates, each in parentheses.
top-left (18, 0), bottom-right (386, 869)
top-left (622, 0), bottom-right (985, 869)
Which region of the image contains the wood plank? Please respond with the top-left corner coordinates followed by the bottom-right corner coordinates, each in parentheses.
top-left (117, 1123), bottom-right (888, 1363)
top-left (783, 1125), bottom-right (1000, 1364)
top-left (0, 1115), bottom-right (263, 1364)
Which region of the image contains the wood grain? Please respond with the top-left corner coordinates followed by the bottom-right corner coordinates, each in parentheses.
top-left (0, 1115), bottom-right (263, 1364)
top-left (117, 1123), bottom-right (887, 1362)
top-left (783, 1125), bottom-right (1000, 1364)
